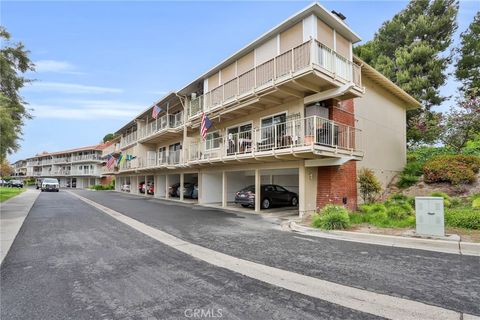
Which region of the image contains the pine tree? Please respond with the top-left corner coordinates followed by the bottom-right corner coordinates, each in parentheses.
top-left (354, 0), bottom-right (459, 145)
top-left (455, 11), bottom-right (480, 98)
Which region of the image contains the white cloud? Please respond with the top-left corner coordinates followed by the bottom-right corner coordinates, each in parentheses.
top-left (25, 82), bottom-right (123, 94)
top-left (34, 60), bottom-right (85, 75)
top-left (31, 100), bottom-right (143, 120)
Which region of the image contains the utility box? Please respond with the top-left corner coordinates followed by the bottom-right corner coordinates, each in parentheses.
top-left (415, 197), bottom-right (445, 237)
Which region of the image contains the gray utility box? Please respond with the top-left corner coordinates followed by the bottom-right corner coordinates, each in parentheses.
top-left (415, 197), bottom-right (445, 237)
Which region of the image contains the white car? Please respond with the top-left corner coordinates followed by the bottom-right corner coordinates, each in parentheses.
top-left (121, 184), bottom-right (130, 192)
top-left (41, 178), bottom-right (60, 192)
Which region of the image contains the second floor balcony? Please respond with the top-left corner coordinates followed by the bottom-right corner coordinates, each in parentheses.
top-left (120, 131), bottom-right (138, 149)
top-left (187, 116), bottom-right (362, 164)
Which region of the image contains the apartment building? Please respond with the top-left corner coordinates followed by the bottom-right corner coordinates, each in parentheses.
top-left (110, 3), bottom-right (421, 216)
top-left (23, 143), bottom-right (111, 188)
top-left (12, 160), bottom-right (28, 177)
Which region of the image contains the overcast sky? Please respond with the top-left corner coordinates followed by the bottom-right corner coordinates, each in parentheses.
top-left (3, 1), bottom-right (479, 162)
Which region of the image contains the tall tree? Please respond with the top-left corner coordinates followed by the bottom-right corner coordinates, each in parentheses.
top-left (354, 0), bottom-right (459, 145)
top-left (0, 26), bottom-right (34, 161)
top-left (455, 11), bottom-right (480, 98)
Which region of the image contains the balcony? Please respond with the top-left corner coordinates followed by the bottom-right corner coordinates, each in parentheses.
top-left (120, 131), bottom-right (138, 149)
top-left (71, 154), bottom-right (102, 162)
top-left (187, 116), bottom-right (362, 164)
top-left (53, 157), bottom-right (71, 164)
top-left (187, 39), bottom-right (363, 119)
top-left (137, 112), bottom-right (184, 144)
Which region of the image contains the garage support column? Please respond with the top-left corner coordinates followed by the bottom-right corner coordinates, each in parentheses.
top-left (222, 171), bottom-right (227, 208)
top-left (198, 172), bottom-right (203, 204)
top-left (255, 169), bottom-right (261, 213)
top-left (299, 165), bottom-right (306, 218)
top-left (165, 175), bottom-right (170, 199)
top-left (179, 173), bottom-right (184, 201)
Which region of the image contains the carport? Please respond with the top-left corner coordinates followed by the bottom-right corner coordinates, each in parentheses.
top-left (225, 170), bottom-right (255, 209)
top-left (166, 173), bottom-right (180, 199)
top-left (182, 173), bottom-right (198, 203)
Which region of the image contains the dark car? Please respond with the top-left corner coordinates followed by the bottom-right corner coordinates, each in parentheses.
top-left (175, 182), bottom-right (198, 199)
top-left (169, 182), bottom-right (180, 197)
top-left (9, 179), bottom-right (24, 188)
top-left (139, 181), bottom-right (145, 194)
top-left (234, 184), bottom-right (298, 209)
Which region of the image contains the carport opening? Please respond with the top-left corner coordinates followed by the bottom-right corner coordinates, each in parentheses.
top-left (167, 174), bottom-right (181, 199)
top-left (182, 173), bottom-right (198, 203)
top-left (229, 168), bottom-right (299, 212)
top-left (120, 176), bottom-right (131, 193)
top-left (201, 171), bottom-right (222, 205)
top-left (146, 175), bottom-right (154, 196)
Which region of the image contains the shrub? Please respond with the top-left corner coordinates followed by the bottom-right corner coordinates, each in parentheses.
top-left (430, 192), bottom-right (452, 207)
top-left (450, 197), bottom-right (463, 208)
top-left (423, 155), bottom-right (480, 185)
top-left (91, 184), bottom-right (115, 190)
top-left (359, 203), bottom-right (387, 214)
top-left (312, 205), bottom-right (350, 230)
top-left (386, 203), bottom-right (414, 220)
top-left (473, 198), bottom-right (480, 209)
top-left (358, 168), bottom-right (382, 204)
top-left (397, 174), bottom-right (419, 188)
top-left (445, 207), bottom-right (480, 229)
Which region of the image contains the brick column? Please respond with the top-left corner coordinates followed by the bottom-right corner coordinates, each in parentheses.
top-left (316, 160), bottom-right (357, 211)
top-left (327, 98), bottom-right (355, 126)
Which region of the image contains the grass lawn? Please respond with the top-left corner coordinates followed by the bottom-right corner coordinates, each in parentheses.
top-left (0, 187), bottom-right (26, 202)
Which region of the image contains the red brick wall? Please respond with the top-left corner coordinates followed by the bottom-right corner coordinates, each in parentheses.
top-left (100, 176), bottom-right (113, 185)
top-left (316, 160), bottom-right (357, 211)
top-left (328, 99), bottom-right (355, 126)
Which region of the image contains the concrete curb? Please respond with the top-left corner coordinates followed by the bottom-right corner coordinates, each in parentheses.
top-left (0, 189), bottom-right (41, 265)
top-left (284, 221), bottom-right (480, 256)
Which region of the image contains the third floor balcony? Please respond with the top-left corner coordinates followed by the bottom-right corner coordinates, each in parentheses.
top-left (187, 39), bottom-right (363, 120)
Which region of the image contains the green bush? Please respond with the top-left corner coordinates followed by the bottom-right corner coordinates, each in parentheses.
top-left (430, 192), bottom-right (452, 207)
top-left (450, 197), bottom-right (463, 208)
top-left (473, 198), bottom-right (480, 209)
top-left (312, 205), bottom-right (350, 230)
top-left (91, 184), bottom-right (115, 190)
top-left (397, 174), bottom-right (419, 188)
top-left (423, 155), bottom-right (480, 185)
top-left (386, 203), bottom-right (414, 220)
top-left (445, 207), bottom-right (480, 229)
top-left (358, 168), bottom-right (382, 203)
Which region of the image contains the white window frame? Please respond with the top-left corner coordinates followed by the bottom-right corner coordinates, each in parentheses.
top-left (205, 130), bottom-right (221, 151)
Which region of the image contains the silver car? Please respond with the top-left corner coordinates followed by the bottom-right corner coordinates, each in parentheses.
top-left (41, 178), bottom-right (60, 192)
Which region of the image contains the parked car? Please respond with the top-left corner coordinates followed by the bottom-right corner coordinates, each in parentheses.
top-left (0, 179), bottom-right (6, 186)
top-left (121, 184), bottom-right (131, 192)
top-left (169, 182), bottom-right (180, 197)
top-left (175, 182), bottom-right (198, 199)
top-left (234, 184), bottom-right (298, 209)
top-left (41, 178), bottom-right (59, 192)
top-left (147, 183), bottom-right (154, 195)
top-left (139, 181), bottom-right (145, 194)
top-left (9, 179), bottom-right (24, 188)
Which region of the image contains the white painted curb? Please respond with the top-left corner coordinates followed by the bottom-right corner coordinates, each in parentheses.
top-left (285, 221), bottom-right (480, 256)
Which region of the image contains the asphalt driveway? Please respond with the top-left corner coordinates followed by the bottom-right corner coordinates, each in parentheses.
top-left (72, 189), bottom-right (480, 316)
top-left (1, 191), bottom-right (381, 320)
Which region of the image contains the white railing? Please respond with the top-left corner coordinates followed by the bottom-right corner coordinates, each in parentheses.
top-left (138, 112), bottom-right (184, 141)
top-left (53, 157), bottom-right (70, 164)
top-left (188, 116), bottom-right (361, 162)
top-left (158, 151), bottom-right (168, 166)
top-left (188, 40), bottom-right (362, 119)
top-left (168, 150), bottom-right (181, 165)
top-left (316, 41), bottom-right (362, 87)
top-left (120, 131), bottom-right (138, 148)
top-left (72, 154), bottom-right (101, 162)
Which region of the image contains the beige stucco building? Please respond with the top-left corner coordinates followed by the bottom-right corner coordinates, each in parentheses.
top-left (103, 3), bottom-right (420, 216)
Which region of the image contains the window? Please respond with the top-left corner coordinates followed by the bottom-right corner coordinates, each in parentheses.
top-left (261, 113), bottom-right (287, 140)
top-left (275, 186), bottom-right (287, 192)
top-left (158, 147), bottom-right (166, 163)
top-left (205, 131), bottom-right (221, 150)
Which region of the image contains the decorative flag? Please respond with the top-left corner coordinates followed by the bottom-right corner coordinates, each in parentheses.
top-left (116, 153), bottom-right (123, 166)
top-left (119, 153), bottom-right (126, 166)
top-left (106, 154), bottom-right (115, 169)
top-left (126, 154), bottom-right (136, 161)
top-left (201, 112), bottom-right (213, 140)
top-left (152, 105), bottom-right (161, 119)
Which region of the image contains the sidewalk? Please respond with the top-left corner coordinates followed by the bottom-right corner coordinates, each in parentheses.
top-left (283, 221), bottom-right (480, 256)
top-left (0, 189), bottom-right (40, 264)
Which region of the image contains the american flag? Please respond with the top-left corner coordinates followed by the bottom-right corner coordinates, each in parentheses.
top-left (200, 112), bottom-right (213, 140)
top-left (106, 154), bottom-right (115, 169)
top-left (151, 105), bottom-right (161, 119)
